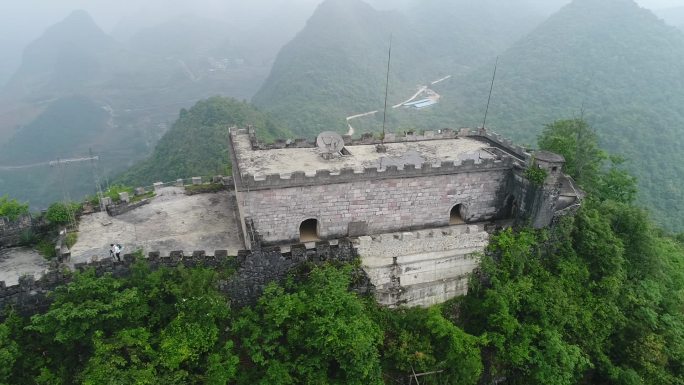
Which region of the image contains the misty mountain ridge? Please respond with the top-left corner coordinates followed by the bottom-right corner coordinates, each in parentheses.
top-left (654, 5), bottom-right (684, 30)
top-left (0, 9), bottom-right (282, 208)
top-left (3, 10), bottom-right (118, 97)
top-left (253, 0), bottom-right (565, 135)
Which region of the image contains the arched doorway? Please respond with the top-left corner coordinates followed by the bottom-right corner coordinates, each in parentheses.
top-left (449, 204), bottom-right (465, 225)
top-left (502, 195), bottom-right (518, 219)
top-left (299, 218), bottom-right (320, 242)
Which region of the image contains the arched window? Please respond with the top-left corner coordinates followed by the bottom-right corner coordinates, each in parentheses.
top-left (299, 218), bottom-right (320, 242)
top-left (449, 204), bottom-right (465, 225)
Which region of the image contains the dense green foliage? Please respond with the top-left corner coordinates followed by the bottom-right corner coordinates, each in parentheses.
top-left (117, 97), bottom-right (287, 187)
top-left (538, 119), bottom-right (638, 204)
top-left (0, 195), bottom-right (29, 221)
top-left (445, 0), bottom-right (684, 231)
top-left (45, 202), bottom-right (80, 226)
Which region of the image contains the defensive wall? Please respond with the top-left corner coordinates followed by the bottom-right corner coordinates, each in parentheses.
top-left (0, 214), bottom-right (50, 249)
top-left (0, 239), bottom-right (370, 319)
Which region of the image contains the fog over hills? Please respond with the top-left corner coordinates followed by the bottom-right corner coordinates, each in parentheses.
top-left (0, 4), bottom-right (313, 208)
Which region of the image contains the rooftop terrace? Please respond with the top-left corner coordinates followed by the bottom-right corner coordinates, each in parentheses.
top-left (231, 129), bottom-right (518, 178)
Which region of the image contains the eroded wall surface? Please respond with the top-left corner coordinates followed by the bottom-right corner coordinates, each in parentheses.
top-left (240, 171), bottom-right (510, 244)
top-left (357, 224), bottom-right (489, 307)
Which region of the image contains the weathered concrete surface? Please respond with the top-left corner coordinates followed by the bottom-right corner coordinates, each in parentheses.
top-left (70, 187), bottom-right (243, 263)
top-left (232, 130), bottom-right (496, 176)
top-left (357, 224), bottom-right (489, 307)
top-left (0, 247), bottom-right (48, 285)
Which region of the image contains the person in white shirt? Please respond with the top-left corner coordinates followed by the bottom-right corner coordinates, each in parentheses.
top-left (110, 243), bottom-right (121, 262)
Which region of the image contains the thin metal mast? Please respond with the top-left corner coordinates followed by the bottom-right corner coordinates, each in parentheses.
top-left (89, 148), bottom-right (107, 214)
top-left (482, 56), bottom-right (499, 129)
top-left (381, 34), bottom-right (393, 144)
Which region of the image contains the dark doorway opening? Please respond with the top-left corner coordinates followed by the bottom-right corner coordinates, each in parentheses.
top-left (449, 204), bottom-right (465, 225)
top-left (300, 219), bottom-right (320, 242)
top-left (502, 195), bottom-right (518, 219)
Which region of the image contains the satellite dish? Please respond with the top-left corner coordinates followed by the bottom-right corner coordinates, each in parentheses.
top-left (316, 132), bottom-right (345, 155)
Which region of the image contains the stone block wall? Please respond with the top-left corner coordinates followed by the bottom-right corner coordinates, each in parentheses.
top-left (0, 240), bottom-right (365, 319)
top-left (0, 215), bottom-right (49, 248)
top-left (240, 170), bottom-right (511, 245)
top-left (357, 224), bottom-right (490, 307)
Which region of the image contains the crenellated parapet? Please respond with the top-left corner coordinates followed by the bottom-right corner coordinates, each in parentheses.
top-left (238, 157), bottom-right (517, 190)
top-left (0, 240), bottom-right (363, 318)
top-left (239, 126), bottom-right (529, 160)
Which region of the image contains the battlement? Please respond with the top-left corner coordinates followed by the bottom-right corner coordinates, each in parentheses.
top-left (229, 127), bottom-right (528, 191)
top-left (240, 157), bottom-right (516, 190)
top-left (239, 127), bottom-right (529, 160)
top-left (0, 240), bottom-right (360, 316)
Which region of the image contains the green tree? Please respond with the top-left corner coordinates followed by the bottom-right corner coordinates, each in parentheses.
top-left (45, 202), bottom-right (79, 226)
top-left (0, 195), bottom-right (29, 221)
top-left (538, 118), bottom-right (606, 187)
top-left (235, 265), bottom-right (383, 385)
top-left (0, 323), bottom-right (19, 385)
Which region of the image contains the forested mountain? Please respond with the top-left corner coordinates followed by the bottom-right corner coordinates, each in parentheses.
top-left (432, 0), bottom-right (684, 231)
top-left (252, 0), bottom-right (423, 135)
top-left (252, 0), bottom-right (552, 135)
top-left (2, 10), bottom-right (118, 97)
top-left (117, 97), bottom-right (286, 187)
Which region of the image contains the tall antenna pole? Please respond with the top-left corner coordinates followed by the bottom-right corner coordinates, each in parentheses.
top-left (482, 56), bottom-right (499, 130)
top-left (381, 34), bottom-right (393, 146)
top-left (89, 148), bottom-right (107, 215)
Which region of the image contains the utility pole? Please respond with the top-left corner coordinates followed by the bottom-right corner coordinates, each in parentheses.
top-left (49, 154), bottom-right (108, 228)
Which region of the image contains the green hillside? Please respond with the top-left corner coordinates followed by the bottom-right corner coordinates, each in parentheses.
top-left (434, 0), bottom-right (684, 231)
top-left (252, 0), bottom-right (426, 136)
top-left (252, 0), bottom-right (553, 136)
top-left (0, 96), bottom-right (113, 209)
top-left (117, 97), bottom-right (287, 187)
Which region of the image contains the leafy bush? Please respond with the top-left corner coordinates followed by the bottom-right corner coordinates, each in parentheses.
top-left (36, 239), bottom-right (56, 259)
top-left (45, 202), bottom-right (80, 226)
top-left (65, 233), bottom-right (78, 249)
top-left (184, 183), bottom-right (224, 195)
top-left (524, 164), bottom-right (548, 186)
top-left (104, 185), bottom-right (134, 203)
top-left (0, 195), bottom-right (29, 221)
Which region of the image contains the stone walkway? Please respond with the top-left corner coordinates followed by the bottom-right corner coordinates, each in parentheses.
top-left (69, 187), bottom-right (244, 264)
top-left (0, 247), bottom-right (48, 285)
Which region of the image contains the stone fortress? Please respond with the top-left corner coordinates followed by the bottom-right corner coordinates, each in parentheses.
top-left (0, 126), bottom-right (582, 312)
top-left (229, 126), bottom-right (582, 307)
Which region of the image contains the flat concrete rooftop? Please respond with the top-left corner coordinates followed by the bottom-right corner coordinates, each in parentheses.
top-left (232, 131), bottom-right (504, 177)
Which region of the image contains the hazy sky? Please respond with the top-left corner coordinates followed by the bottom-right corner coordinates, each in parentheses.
top-left (0, 0), bottom-right (679, 84)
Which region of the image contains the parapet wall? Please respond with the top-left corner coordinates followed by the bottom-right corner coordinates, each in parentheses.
top-left (244, 126), bottom-right (529, 161)
top-left (0, 214), bottom-right (49, 248)
top-left (239, 157), bottom-right (515, 191)
top-left (230, 127), bottom-right (528, 191)
top-left (0, 240), bottom-right (364, 318)
top-left (358, 224), bottom-right (491, 307)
